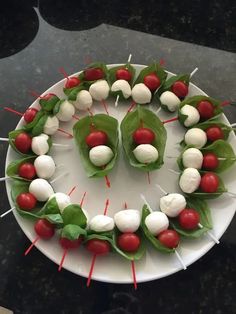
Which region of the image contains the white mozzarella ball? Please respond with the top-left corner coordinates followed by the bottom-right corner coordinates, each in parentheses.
top-left (160, 193), bottom-right (186, 217)
top-left (73, 90), bottom-right (93, 110)
top-left (56, 100), bottom-right (75, 122)
top-left (131, 83), bottom-right (152, 104)
top-left (114, 209), bottom-right (141, 233)
top-left (184, 128), bottom-right (207, 149)
top-left (133, 144), bottom-right (159, 164)
top-left (181, 104), bottom-right (200, 127)
top-left (29, 178), bottom-right (54, 202)
top-left (159, 91), bottom-right (181, 112)
top-left (111, 79), bottom-right (131, 99)
top-left (49, 192), bottom-right (71, 212)
top-left (89, 145), bottom-right (114, 167)
top-left (89, 215), bottom-right (114, 232)
top-left (145, 211), bottom-right (169, 235)
top-left (89, 80), bottom-right (110, 101)
top-left (31, 134), bottom-right (50, 156)
top-left (34, 155), bottom-right (56, 179)
top-left (182, 148), bottom-right (203, 169)
top-left (43, 116), bottom-right (59, 135)
top-left (179, 168), bottom-right (201, 194)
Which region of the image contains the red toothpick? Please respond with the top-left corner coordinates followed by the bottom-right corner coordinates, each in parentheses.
top-left (24, 236), bottom-right (40, 256)
top-left (88, 108), bottom-right (94, 117)
top-left (57, 128), bottom-right (73, 138)
top-left (4, 107), bottom-right (24, 117)
top-left (147, 171), bottom-right (151, 185)
top-left (84, 55), bottom-right (93, 65)
top-left (80, 191), bottom-right (87, 207)
top-left (86, 253), bottom-right (97, 287)
top-left (124, 202), bottom-right (128, 209)
top-left (68, 185), bottom-right (77, 196)
top-left (131, 260), bottom-right (137, 290)
top-left (159, 59), bottom-right (166, 67)
top-left (103, 198), bottom-right (110, 216)
top-left (104, 175), bottom-right (111, 188)
top-left (101, 99), bottom-right (109, 115)
top-left (72, 114), bottom-right (80, 120)
top-left (221, 100), bottom-right (231, 107)
top-left (127, 101), bottom-right (136, 113)
top-left (58, 249), bottom-right (68, 272)
top-left (59, 67), bottom-right (69, 81)
top-left (162, 117), bottom-right (179, 124)
top-left (29, 90), bottom-right (43, 99)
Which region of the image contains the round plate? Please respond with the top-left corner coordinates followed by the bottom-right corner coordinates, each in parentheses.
top-left (5, 64), bottom-right (236, 284)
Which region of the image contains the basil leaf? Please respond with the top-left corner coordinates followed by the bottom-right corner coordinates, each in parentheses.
top-left (170, 197), bottom-right (212, 238)
top-left (73, 114), bottom-right (119, 177)
top-left (63, 84), bottom-right (86, 101)
top-left (16, 208), bottom-right (63, 226)
top-left (53, 99), bottom-right (64, 115)
top-left (158, 74), bottom-right (190, 95)
top-left (62, 204), bottom-right (87, 228)
top-left (39, 95), bottom-right (60, 112)
top-left (23, 110), bottom-right (45, 131)
top-left (108, 63), bottom-right (136, 87)
top-left (195, 119), bottom-right (233, 140)
top-left (6, 156), bottom-right (36, 181)
top-left (120, 106), bottom-right (167, 171)
top-left (31, 114), bottom-right (49, 136)
top-left (37, 197), bottom-right (60, 215)
top-left (79, 62), bottom-right (109, 85)
top-left (8, 129), bottom-right (35, 157)
top-left (141, 205), bottom-right (174, 253)
top-left (61, 224), bottom-right (87, 241)
top-left (84, 233), bottom-right (114, 248)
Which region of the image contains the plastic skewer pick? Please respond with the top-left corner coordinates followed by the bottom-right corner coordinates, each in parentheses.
top-left (0, 207), bottom-right (15, 219)
top-left (0, 137), bottom-right (9, 142)
top-left (0, 176), bottom-right (10, 182)
top-left (140, 194), bottom-right (153, 212)
top-left (50, 172), bottom-right (69, 184)
top-left (24, 236), bottom-right (40, 256)
top-left (80, 192), bottom-right (87, 207)
top-left (155, 184), bottom-right (168, 196)
top-left (67, 186), bottom-right (77, 197)
top-left (131, 260), bottom-right (137, 290)
top-left (198, 223), bottom-right (219, 244)
top-left (58, 249), bottom-right (68, 272)
top-left (190, 67), bottom-right (198, 78)
top-left (174, 250), bottom-right (187, 270)
top-left (101, 99), bottom-right (109, 115)
top-left (127, 101), bottom-right (136, 113)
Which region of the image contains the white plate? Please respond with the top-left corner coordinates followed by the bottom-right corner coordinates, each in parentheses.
top-left (5, 64), bottom-right (236, 284)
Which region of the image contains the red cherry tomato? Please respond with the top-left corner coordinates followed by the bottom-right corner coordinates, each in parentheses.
top-left (202, 153), bottom-right (219, 170)
top-left (85, 239), bottom-right (110, 255)
top-left (34, 219), bottom-right (55, 239)
top-left (24, 108), bottom-right (38, 123)
top-left (200, 172), bottom-right (219, 193)
top-left (14, 132), bottom-right (32, 153)
top-left (171, 81), bottom-right (188, 98)
top-left (206, 126), bottom-right (224, 142)
top-left (16, 193), bottom-right (37, 211)
top-left (86, 131), bottom-right (108, 148)
top-left (117, 232), bottom-right (141, 252)
top-left (197, 101), bottom-right (214, 120)
top-left (60, 237), bottom-right (82, 249)
top-left (41, 93), bottom-right (56, 101)
top-left (18, 162), bottom-right (36, 180)
top-left (158, 229), bottom-right (180, 248)
top-left (133, 128), bottom-right (155, 144)
top-left (84, 68), bottom-right (104, 81)
top-left (65, 77), bottom-right (81, 89)
top-left (178, 209), bottom-right (200, 230)
top-left (143, 73), bottom-right (161, 91)
top-left (116, 68), bottom-right (132, 81)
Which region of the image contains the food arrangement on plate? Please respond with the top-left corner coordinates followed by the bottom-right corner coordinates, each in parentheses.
top-left (1, 57), bottom-right (236, 288)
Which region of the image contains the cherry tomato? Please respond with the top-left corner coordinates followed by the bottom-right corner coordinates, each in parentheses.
top-left (84, 68), bottom-right (104, 81)
top-left (202, 153), bottom-right (219, 170)
top-left (197, 101), bottom-right (214, 120)
top-left (200, 172), bottom-right (219, 193)
top-left (178, 209), bottom-right (200, 230)
top-left (34, 219), bottom-right (55, 239)
top-left (41, 93), bottom-right (56, 101)
top-left (206, 126), bottom-right (224, 142)
top-left (60, 237), bottom-right (82, 249)
top-left (143, 73), bottom-right (161, 91)
top-left (117, 232), bottom-right (141, 252)
top-left (133, 127), bottom-right (155, 144)
top-left (24, 108), bottom-right (38, 123)
top-left (65, 77), bottom-right (81, 89)
top-left (18, 162), bottom-right (36, 180)
top-left (16, 192), bottom-right (37, 211)
top-left (171, 81), bottom-right (188, 98)
top-left (86, 131), bottom-right (108, 148)
top-left (116, 68), bottom-right (132, 81)
top-left (158, 229), bottom-right (180, 248)
top-left (85, 239), bottom-right (110, 255)
top-left (14, 132), bottom-right (32, 153)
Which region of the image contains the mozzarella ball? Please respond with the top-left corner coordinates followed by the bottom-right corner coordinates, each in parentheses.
top-left (56, 100), bottom-right (75, 122)
top-left (181, 104), bottom-right (200, 127)
top-left (184, 128), bottom-right (207, 149)
top-left (49, 192), bottom-right (71, 212)
top-left (114, 209), bottom-right (141, 233)
top-left (73, 90), bottom-right (93, 110)
top-left (182, 148), bottom-right (203, 169)
top-left (111, 79), bottom-right (131, 99)
top-left (89, 80), bottom-right (110, 101)
top-left (159, 91), bottom-right (181, 112)
top-left (34, 155), bottom-right (56, 179)
top-left (145, 211), bottom-right (169, 235)
top-left (43, 116), bottom-right (59, 135)
top-left (131, 83), bottom-right (152, 104)
top-left (29, 178), bottom-right (54, 202)
top-left (133, 144), bottom-right (159, 164)
top-left (89, 215), bottom-right (114, 232)
top-left (89, 145), bottom-right (114, 167)
top-left (31, 134), bottom-right (50, 156)
top-left (179, 168), bottom-right (201, 194)
top-left (160, 193), bottom-right (186, 217)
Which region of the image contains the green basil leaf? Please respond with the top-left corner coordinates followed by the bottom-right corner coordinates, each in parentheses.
top-left (120, 106), bottom-right (167, 171)
top-left (62, 204), bottom-right (87, 228)
top-left (79, 62), bottom-right (109, 84)
top-left (53, 99), bottom-right (64, 115)
top-left (23, 110), bottom-right (45, 131)
top-left (108, 63), bottom-right (136, 86)
top-left (195, 119), bottom-right (233, 140)
top-left (8, 129), bottom-right (35, 157)
top-left (84, 233), bottom-right (114, 247)
top-left (31, 114), bottom-right (49, 136)
top-left (63, 84), bottom-right (86, 101)
top-left (39, 95), bottom-right (60, 112)
top-left (158, 74), bottom-right (190, 95)
top-left (61, 224), bottom-right (87, 241)
top-left (73, 114), bottom-right (119, 177)
top-left (37, 197), bottom-right (60, 215)
top-left (16, 208), bottom-right (63, 226)
top-left (6, 156), bottom-right (36, 181)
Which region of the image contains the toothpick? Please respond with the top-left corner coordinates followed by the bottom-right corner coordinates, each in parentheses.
top-left (101, 99), bottom-right (109, 115)
top-left (80, 191), bottom-right (87, 207)
top-left (0, 137), bottom-right (9, 142)
top-left (50, 172), bottom-right (69, 184)
top-left (140, 194), bottom-right (153, 212)
top-left (147, 172), bottom-right (151, 185)
top-left (24, 236), bottom-right (40, 256)
top-left (155, 184), bottom-right (168, 196)
top-left (57, 128), bottom-right (73, 138)
top-left (104, 175), bottom-right (111, 188)
top-left (175, 250), bottom-right (187, 270)
top-left (226, 191), bottom-right (236, 197)
top-left (103, 198), bottom-right (110, 216)
top-left (87, 254), bottom-right (97, 287)
top-left (131, 260), bottom-right (137, 290)
top-left (198, 223), bottom-right (220, 244)
top-left (168, 169), bottom-right (180, 175)
top-left (115, 95), bottom-right (120, 107)
top-left (52, 143), bottom-right (72, 149)
top-left (58, 249), bottom-right (68, 272)
top-left (127, 101), bottom-right (136, 113)
top-left (156, 107), bottom-right (162, 115)
top-left (0, 176), bottom-right (10, 182)
top-left (190, 67), bottom-right (198, 78)
top-left (127, 54), bottom-right (132, 64)
top-left (230, 123), bottom-right (236, 127)
top-left (0, 207), bottom-right (15, 218)
top-left (67, 186), bottom-right (77, 196)
top-left (162, 117), bottom-right (179, 124)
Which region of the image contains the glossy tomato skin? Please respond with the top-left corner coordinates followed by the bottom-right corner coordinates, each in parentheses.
top-left (116, 68), bottom-right (132, 81)
top-left (42, 93), bottom-right (57, 101)
top-left (24, 108), bottom-right (38, 123)
top-left (200, 172), bottom-right (219, 193)
top-left (86, 131), bottom-right (108, 147)
top-left (84, 68), bottom-right (104, 81)
top-left (65, 77), bottom-right (81, 89)
top-left (202, 153), bottom-right (219, 170)
top-left (60, 237), bottom-right (82, 250)
top-left (14, 132), bottom-right (32, 153)
top-left (117, 232), bottom-right (141, 252)
top-left (143, 73), bottom-right (161, 91)
top-left (34, 219), bottom-right (55, 239)
top-left (206, 126), bottom-right (224, 142)
top-left (16, 193), bottom-right (37, 211)
top-left (178, 209), bottom-right (200, 230)
top-left (197, 101), bottom-right (214, 120)
top-left (18, 162), bottom-right (36, 180)
top-left (133, 128), bottom-right (155, 144)
top-left (171, 81), bottom-right (188, 98)
top-left (85, 239), bottom-right (110, 255)
top-left (158, 229), bottom-right (180, 248)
